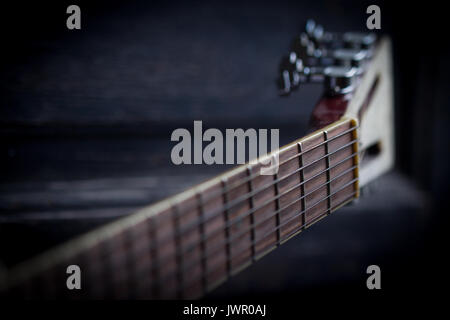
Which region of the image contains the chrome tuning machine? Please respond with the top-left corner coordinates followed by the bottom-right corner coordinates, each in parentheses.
top-left (277, 19), bottom-right (377, 96)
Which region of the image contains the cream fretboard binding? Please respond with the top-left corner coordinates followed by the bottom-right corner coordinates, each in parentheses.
top-left (2, 117), bottom-right (359, 299)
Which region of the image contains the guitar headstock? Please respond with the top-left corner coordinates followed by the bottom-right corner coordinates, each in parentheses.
top-left (278, 19), bottom-right (395, 187)
top-left (277, 19), bottom-right (377, 96)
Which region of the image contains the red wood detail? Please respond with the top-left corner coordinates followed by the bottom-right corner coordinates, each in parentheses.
top-left (310, 93), bottom-right (352, 130)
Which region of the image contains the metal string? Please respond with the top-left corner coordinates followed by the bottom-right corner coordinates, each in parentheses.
top-left (145, 140), bottom-right (358, 249)
top-left (157, 178), bottom-right (358, 288)
top-left (134, 164), bottom-right (358, 276)
top-left (152, 125), bottom-right (357, 227)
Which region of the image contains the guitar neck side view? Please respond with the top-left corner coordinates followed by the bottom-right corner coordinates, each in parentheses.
top-left (0, 20), bottom-right (394, 299)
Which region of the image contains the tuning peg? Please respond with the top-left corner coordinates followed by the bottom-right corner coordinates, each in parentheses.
top-left (277, 70), bottom-right (301, 96)
top-left (279, 53), bottom-right (298, 73)
top-left (291, 33), bottom-right (314, 61)
top-left (277, 54), bottom-right (302, 95)
top-left (300, 32), bottom-right (310, 47)
top-left (304, 19), bottom-right (329, 55)
top-left (312, 24), bottom-right (324, 42)
top-left (305, 19), bottom-right (316, 37)
top-left (278, 19), bottom-right (377, 97)
top-left (277, 70), bottom-right (291, 96)
top-left (277, 70), bottom-right (302, 96)
top-left (343, 32), bottom-right (377, 51)
top-left (305, 19), bottom-right (325, 43)
top-left (323, 66), bottom-right (358, 95)
top-left (333, 48), bottom-right (368, 73)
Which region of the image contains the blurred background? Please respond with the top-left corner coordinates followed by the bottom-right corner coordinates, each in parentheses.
top-left (0, 0), bottom-right (448, 299)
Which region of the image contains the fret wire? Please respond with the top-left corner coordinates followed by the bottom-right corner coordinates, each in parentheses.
top-left (203, 151), bottom-right (357, 239)
top-left (188, 138), bottom-right (357, 229)
top-left (156, 182), bottom-right (358, 288)
top-left (351, 125), bottom-right (359, 194)
top-left (148, 216), bottom-right (159, 298)
top-left (100, 234), bottom-right (114, 298)
top-left (247, 167), bottom-right (256, 262)
top-left (137, 163), bottom-right (358, 289)
top-left (273, 170), bottom-right (281, 245)
top-left (205, 126), bottom-right (356, 201)
top-left (216, 190), bottom-right (358, 275)
top-left (151, 126), bottom-right (358, 228)
top-left (214, 125), bottom-right (357, 196)
top-left (150, 146), bottom-right (358, 250)
top-left (196, 192), bottom-right (207, 294)
top-left (151, 169), bottom-right (358, 278)
top-left (173, 138), bottom-right (358, 238)
top-left (298, 142), bottom-right (306, 230)
top-left (172, 205), bottom-right (183, 299)
top-left (324, 131), bottom-right (332, 215)
top-left (105, 164), bottom-right (357, 298)
top-left (157, 186), bottom-right (357, 291)
top-left (123, 228), bottom-right (137, 298)
top-left (140, 151), bottom-right (359, 279)
top-left (103, 149), bottom-right (358, 290)
top-left (164, 189), bottom-right (356, 294)
top-left (221, 178), bottom-right (231, 277)
top-left (106, 123), bottom-right (358, 297)
top-left (185, 174), bottom-right (358, 272)
top-left (200, 191), bottom-right (358, 285)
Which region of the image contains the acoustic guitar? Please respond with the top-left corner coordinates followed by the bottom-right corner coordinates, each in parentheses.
top-left (0, 20), bottom-right (394, 299)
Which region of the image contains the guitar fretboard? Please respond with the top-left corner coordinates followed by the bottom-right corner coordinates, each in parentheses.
top-left (4, 117), bottom-right (359, 299)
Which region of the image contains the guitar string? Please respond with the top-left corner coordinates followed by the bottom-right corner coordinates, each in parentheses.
top-left (106, 161), bottom-right (357, 288)
top-left (99, 139), bottom-right (358, 270)
top-left (185, 192), bottom-right (356, 291)
top-left (150, 171), bottom-right (358, 280)
top-left (100, 145), bottom-right (357, 263)
top-left (135, 138), bottom-right (358, 249)
top-left (144, 154), bottom-right (358, 267)
top-left (151, 125), bottom-right (357, 226)
top-left (85, 126), bottom-right (358, 287)
top-left (185, 191), bottom-right (357, 291)
top-left (86, 140), bottom-right (359, 295)
top-left (150, 179), bottom-right (358, 288)
top-left (181, 145), bottom-right (357, 238)
top-left (92, 178), bottom-right (356, 293)
top-left (92, 162), bottom-right (358, 286)
top-left (195, 165), bottom-right (357, 257)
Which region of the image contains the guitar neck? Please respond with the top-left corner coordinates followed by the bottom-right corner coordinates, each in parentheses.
top-left (3, 117), bottom-right (359, 299)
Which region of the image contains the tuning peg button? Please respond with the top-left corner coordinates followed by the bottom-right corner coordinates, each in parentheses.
top-left (312, 24), bottom-right (324, 42)
top-left (278, 53), bottom-right (302, 95)
top-left (279, 54), bottom-right (297, 73)
top-left (324, 66), bottom-right (357, 95)
top-left (333, 48), bottom-right (368, 73)
top-left (305, 19), bottom-right (316, 37)
top-left (277, 70), bottom-right (292, 95)
top-left (291, 33), bottom-right (316, 61)
top-left (343, 32), bottom-right (377, 51)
